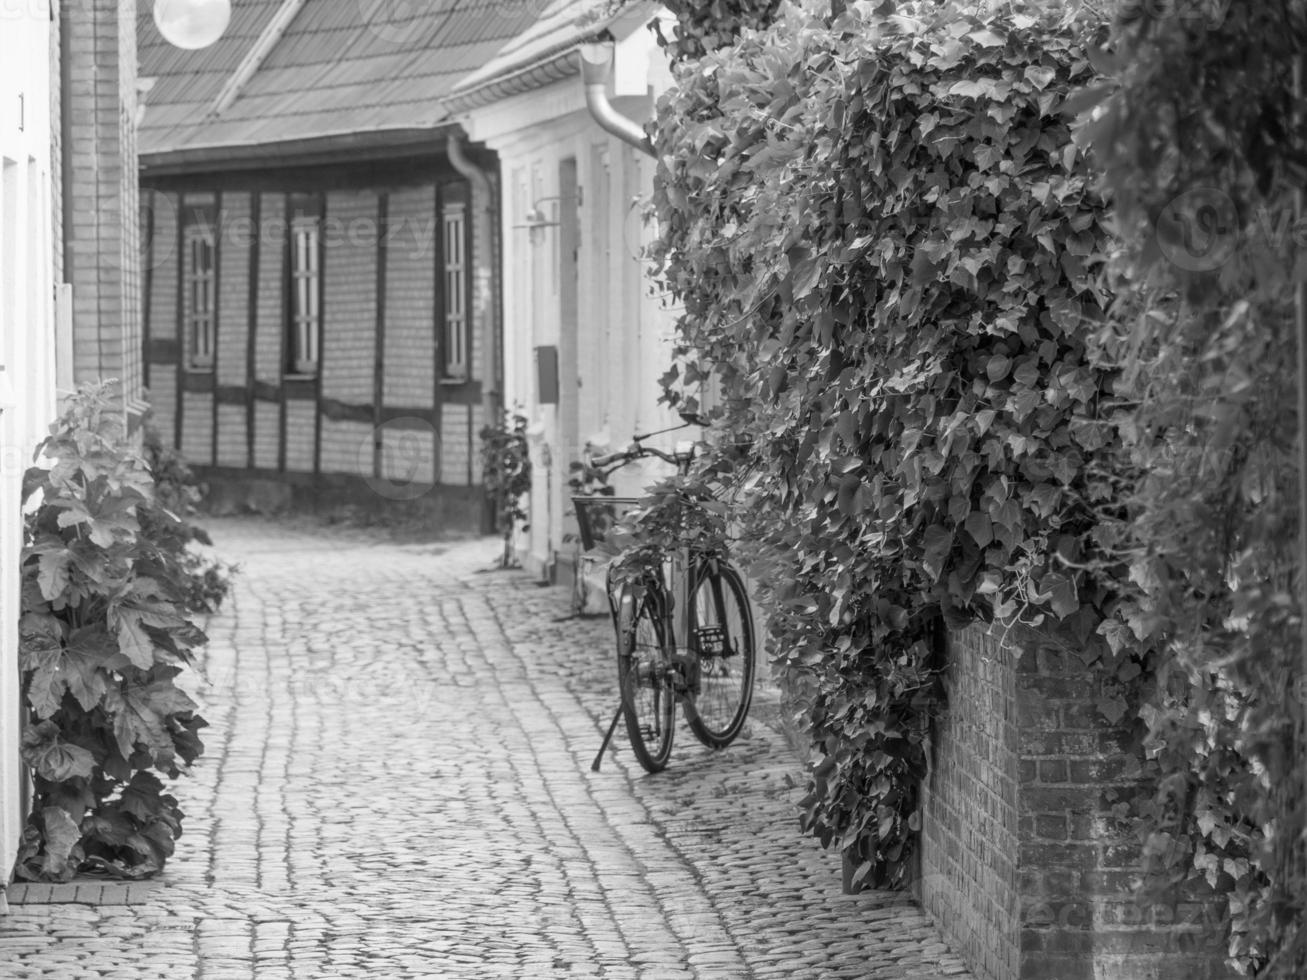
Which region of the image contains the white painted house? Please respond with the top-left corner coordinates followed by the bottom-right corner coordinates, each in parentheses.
top-left (0, 3), bottom-right (60, 900)
top-left (449, 0), bottom-right (680, 579)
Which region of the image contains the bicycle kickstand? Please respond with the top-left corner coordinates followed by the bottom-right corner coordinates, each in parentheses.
top-left (591, 702), bottom-right (624, 772)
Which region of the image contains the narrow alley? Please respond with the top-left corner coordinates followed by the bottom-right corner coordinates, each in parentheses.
top-left (0, 519), bottom-right (972, 979)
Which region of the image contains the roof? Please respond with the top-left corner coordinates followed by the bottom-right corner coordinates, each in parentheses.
top-left (447, 0), bottom-right (657, 110)
top-left (137, 0), bottom-right (542, 165)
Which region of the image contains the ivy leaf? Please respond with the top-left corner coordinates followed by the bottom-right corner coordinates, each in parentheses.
top-left (1097, 696), bottom-right (1128, 725)
top-left (969, 28), bottom-right (1005, 48)
top-left (1040, 571), bottom-right (1079, 619)
top-left (921, 525), bottom-right (953, 581)
top-left (963, 511), bottom-right (994, 548)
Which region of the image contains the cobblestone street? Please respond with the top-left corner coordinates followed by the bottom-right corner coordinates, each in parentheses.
top-left (0, 518), bottom-right (973, 979)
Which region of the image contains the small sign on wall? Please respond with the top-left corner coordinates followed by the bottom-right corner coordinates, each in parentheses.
top-left (536, 345), bottom-right (558, 405)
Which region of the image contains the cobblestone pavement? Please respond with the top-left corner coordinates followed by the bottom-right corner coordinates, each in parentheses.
top-left (0, 518), bottom-right (974, 980)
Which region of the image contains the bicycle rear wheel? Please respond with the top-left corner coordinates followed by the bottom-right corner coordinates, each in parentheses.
top-left (617, 585), bottom-right (675, 772)
top-left (684, 561), bottom-right (756, 748)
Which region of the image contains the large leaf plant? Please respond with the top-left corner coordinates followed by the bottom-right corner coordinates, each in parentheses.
top-left (16, 382), bottom-right (209, 881)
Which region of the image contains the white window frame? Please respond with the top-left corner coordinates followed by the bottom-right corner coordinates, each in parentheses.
top-left (442, 201), bottom-right (468, 380)
top-left (182, 214), bottom-right (216, 372)
top-left (289, 212), bottom-right (321, 376)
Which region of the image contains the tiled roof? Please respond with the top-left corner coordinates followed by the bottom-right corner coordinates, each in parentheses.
top-left (137, 0), bottom-right (542, 161)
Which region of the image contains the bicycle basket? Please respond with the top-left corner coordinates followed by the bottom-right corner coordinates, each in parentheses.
top-left (571, 495), bottom-right (641, 551)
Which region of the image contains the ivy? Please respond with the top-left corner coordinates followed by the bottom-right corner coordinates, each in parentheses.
top-left (1072, 0), bottom-right (1307, 973)
top-left (649, 1), bottom-right (1122, 891)
top-left (16, 383), bottom-right (212, 881)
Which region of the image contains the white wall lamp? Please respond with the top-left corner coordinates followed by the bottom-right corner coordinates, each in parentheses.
top-left (154, 0), bottom-right (232, 50)
top-left (513, 195), bottom-right (580, 246)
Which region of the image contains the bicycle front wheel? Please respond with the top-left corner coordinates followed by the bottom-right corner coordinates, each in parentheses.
top-left (684, 561), bottom-right (756, 748)
top-left (618, 585), bottom-right (675, 772)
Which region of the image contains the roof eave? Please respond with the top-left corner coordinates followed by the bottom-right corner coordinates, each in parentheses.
top-left (443, 46), bottom-right (585, 115)
top-left (139, 124), bottom-right (464, 176)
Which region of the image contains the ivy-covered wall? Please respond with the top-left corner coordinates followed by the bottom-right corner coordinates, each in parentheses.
top-left (650, 0), bottom-right (1116, 891)
top-left (647, 0), bottom-right (1305, 974)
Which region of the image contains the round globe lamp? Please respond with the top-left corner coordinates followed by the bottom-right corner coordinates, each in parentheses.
top-left (153, 0), bottom-right (232, 50)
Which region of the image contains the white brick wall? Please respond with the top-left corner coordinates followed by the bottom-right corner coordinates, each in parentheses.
top-left (217, 193), bottom-right (252, 387)
top-left (147, 190), bottom-right (178, 341)
top-left (254, 402), bottom-right (279, 470)
top-left (382, 185), bottom-right (435, 409)
top-left (319, 418), bottom-right (373, 477)
top-left (284, 399), bottom-right (315, 472)
top-left (181, 391), bottom-right (213, 465)
top-left (150, 368), bottom-right (177, 445)
top-left (216, 404), bottom-right (246, 468)
top-left (440, 405), bottom-right (472, 486)
top-left (381, 425), bottom-right (435, 485)
top-left (322, 190), bottom-right (377, 404)
top-left (255, 193), bottom-right (285, 382)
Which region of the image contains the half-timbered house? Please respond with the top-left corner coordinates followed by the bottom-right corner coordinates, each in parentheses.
top-left (136, 0), bottom-right (537, 525)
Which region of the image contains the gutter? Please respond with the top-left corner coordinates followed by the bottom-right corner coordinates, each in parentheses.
top-left (447, 134), bottom-right (503, 531)
top-left (579, 41), bottom-right (654, 159)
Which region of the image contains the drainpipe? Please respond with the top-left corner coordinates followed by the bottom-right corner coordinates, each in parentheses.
top-left (579, 42), bottom-right (654, 159)
top-left (447, 133), bottom-right (501, 533)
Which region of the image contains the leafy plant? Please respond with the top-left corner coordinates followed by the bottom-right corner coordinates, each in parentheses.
top-left (141, 412), bottom-right (236, 615)
top-left (16, 382), bottom-right (209, 881)
top-left (480, 410), bottom-right (532, 568)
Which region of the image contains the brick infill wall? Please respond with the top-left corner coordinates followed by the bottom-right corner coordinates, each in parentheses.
top-left (916, 621), bottom-right (1234, 980)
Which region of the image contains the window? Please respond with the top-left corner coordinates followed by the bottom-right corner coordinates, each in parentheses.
top-left (182, 205), bottom-right (216, 371)
top-left (288, 206), bottom-right (321, 376)
top-left (442, 200), bottom-right (468, 379)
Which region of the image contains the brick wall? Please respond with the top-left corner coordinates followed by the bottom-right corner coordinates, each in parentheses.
top-left (180, 391), bottom-right (212, 465)
top-left (918, 626), bottom-right (1019, 980)
top-left (383, 185), bottom-right (436, 409)
top-left (64, 0), bottom-right (143, 412)
top-left (381, 425), bottom-right (435, 486)
top-left (285, 400), bottom-right (315, 473)
top-left (319, 419), bottom-right (373, 477)
top-left (253, 402), bottom-right (279, 470)
top-left (217, 192), bottom-right (252, 388)
top-left (254, 193), bottom-right (286, 383)
top-left (322, 189), bottom-right (377, 405)
top-left (919, 622), bottom-right (1235, 980)
top-left (216, 404), bottom-right (246, 469)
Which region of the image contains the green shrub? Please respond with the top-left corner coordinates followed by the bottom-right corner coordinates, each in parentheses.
top-left (16, 383), bottom-right (210, 881)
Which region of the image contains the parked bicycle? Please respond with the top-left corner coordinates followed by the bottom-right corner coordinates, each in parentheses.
top-left (572, 418), bottom-right (757, 774)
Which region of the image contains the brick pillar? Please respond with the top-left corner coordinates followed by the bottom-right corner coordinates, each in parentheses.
top-left (62, 0), bottom-right (145, 426)
top-left (918, 622), bottom-right (1235, 980)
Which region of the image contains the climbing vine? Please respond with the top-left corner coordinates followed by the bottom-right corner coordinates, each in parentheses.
top-left (649, 0), bottom-right (1120, 890)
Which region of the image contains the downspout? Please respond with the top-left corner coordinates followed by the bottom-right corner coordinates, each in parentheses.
top-left (579, 42), bottom-right (655, 159)
top-left (447, 133), bottom-right (500, 533)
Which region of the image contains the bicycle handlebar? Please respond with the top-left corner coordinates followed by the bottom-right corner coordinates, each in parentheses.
top-left (587, 436), bottom-right (691, 473)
